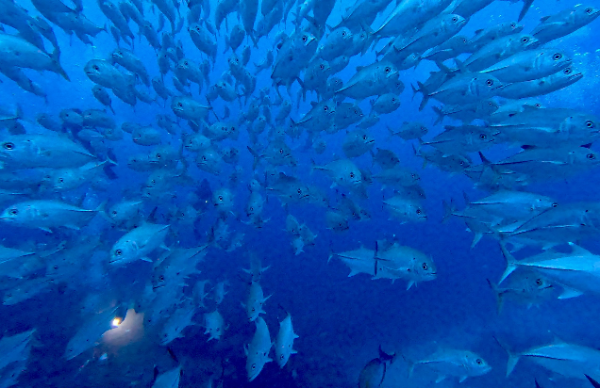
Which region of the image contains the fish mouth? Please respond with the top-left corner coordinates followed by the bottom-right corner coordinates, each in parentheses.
top-left (568, 72), bottom-right (584, 82)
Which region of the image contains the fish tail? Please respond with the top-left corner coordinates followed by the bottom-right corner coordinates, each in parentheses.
top-left (416, 82), bottom-right (429, 111)
top-left (493, 336), bottom-right (519, 377)
top-left (51, 49), bottom-right (70, 82)
top-left (402, 353), bottom-right (416, 378)
top-left (432, 106), bottom-right (444, 126)
top-left (246, 146), bottom-right (261, 169)
top-left (518, 0), bottom-right (534, 22)
top-left (378, 344), bottom-right (396, 363)
top-left (499, 242), bottom-right (517, 284)
top-left (486, 278), bottom-right (504, 315)
top-left (441, 199), bottom-right (455, 223)
top-left (410, 83), bottom-right (419, 101)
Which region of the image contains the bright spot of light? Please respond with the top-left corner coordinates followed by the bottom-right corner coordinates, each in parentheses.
top-left (111, 317), bottom-right (121, 328)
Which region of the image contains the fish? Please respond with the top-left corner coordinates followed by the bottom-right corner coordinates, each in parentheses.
top-left (0, 200), bottom-right (105, 232)
top-left (359, 346), bottom-right (395, 388)
top-left (496, 336), bottom-right (600, 380)
top-left (407, 348), bottom-right (492, 383)
top-left (110, 223), bottom-right (170, 265)
top-left (64, 306), bottom-right (119, 360)
top-left (244, 281), bottom-right (270, 322)
top-left (500, 243), bottom-right (600, 298)
top-left (203, 310), bottom-right (225, 341)
top-left (274, 311), bottom-right (299, 368)
top-left (245, 317), bottom-right (272, 382)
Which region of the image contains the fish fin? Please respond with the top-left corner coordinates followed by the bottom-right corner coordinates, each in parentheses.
top-left (140, 257), bottom-right (152, 263)
top-left (39, 227), bottom-right (53, 233)
top-left (586, 375), bottom-right (600, 388)
top-left (469, 232), bottom-right (482, 248)
top-left (535, 379), bottom-right (543, 388)
top-left (432, 106), bottom-right (444, 125)
top-left (499, 242), bottom-right (517, 284)
top-left (558, 286), bottom-right (583, 300)
top-left (406, 281), bottom-right (415, 290)
top-left (540, 16), bottom-right (551, 22)
top-left (403, 354), bottom-right (416, 378)
top-left (567, 242), bottom-right (592, 256)
top-left (458, 375), bottom-right (468, 383)
top-left (441, 199), bottom-right (455, 223)
top-left (486, 279), bottom-right (504, 315)
top-left (416, 82), bottom-right (429, 111)
top-left (494, 336), bottom-right (519, 376)
top-left (435, 375), bottom-right (447, 383)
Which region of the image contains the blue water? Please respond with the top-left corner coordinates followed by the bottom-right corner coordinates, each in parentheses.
top-left (1, 0), bottom-right (600, 387)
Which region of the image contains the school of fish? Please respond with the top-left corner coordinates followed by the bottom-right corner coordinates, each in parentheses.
top-left (0, 0), bottom-right (599, 387)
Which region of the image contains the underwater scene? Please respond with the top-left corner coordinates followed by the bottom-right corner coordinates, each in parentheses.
top-left (1, 0), bottom-right (600, 387)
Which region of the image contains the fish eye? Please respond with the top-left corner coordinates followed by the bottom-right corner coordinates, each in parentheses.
top-left (536, 278), bottom-right (543, 286)
top-left (297, 189), bottom-right (302, 194)
top-left (349, 172), bottom-right (355, 178)
top-left (486, 79), bottom-right (494, 86)
top-left (552, 202), bottom-right (558, 207)
top-left (411, 173), bottom-right (417, 178)
top-left (476, 359), bottom-right (482, 365)
top-left (385, 67), bottom-right (391, 73)
top-left (463, 38), bottom-right (467, 43)
top-left (231, 126), bottom-right (236, 131)
top-left (553, 53), bottom-right (562, 60)
top-left (196, 26), bottom-right (200, 31)
top-left (58, 178), bottom-right (64, 183)
top-left (323, 106), bottom-right (329, 111)
top-left (586, 120), bottom-right (595, 128)
top-left (159, 275), bottom-right (165, 281)
top-left (279, 149), bottom-right (283, 154)
top-left (218, 196), bottom-right (223, 201)
top-left (422, 263), bottom-right (428, 270)
top-left (480, 134), bottom-right (487, 140)
top-left (416, 209), bottom-right (422, 214)
top-left (363, 135), bottom-right (367, 140)
top-left (178, 102), bottom-right (183, 107)
top-left (250, 207), bottom-right (254, 211)
top-left (521, 37), bottom-right (529, 43)
top-left (280, 354), bottom-right (284, 359)
top-left (115, 249), bottom-right (122, 256)
top-left (564, 68), bottom-right (572, 74)
top-left (587, 153), bottom-right (596, 159)
top-left (251, 364), bottom-right (256, 369)
top-left (156, 154), bottom-right (161, 158)
top-left (2, 142), bottom-right (15, 150)
top-left (459, 161), bottom-right (465, 166)
top-left (452, 16), bottom-right (458, 22)
top-left (202, 156), bottom-right (207, 160)
top-left (319, 64), bottom-right (325, 70)
top-left (302, 35), bottom-right (307, 42)
top-left (9, 209), bottom-right (18, 215)
top-left (586, 7), bottom-right (593, 14)
top-left (510, 22), bottom-right (516, 28)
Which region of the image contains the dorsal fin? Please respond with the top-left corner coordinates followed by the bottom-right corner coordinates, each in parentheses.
top-left (568, 242), bottom-right (593, 256)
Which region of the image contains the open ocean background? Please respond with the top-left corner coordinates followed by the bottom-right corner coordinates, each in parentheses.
top-left (1, 0), bottom-right (600, 387)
